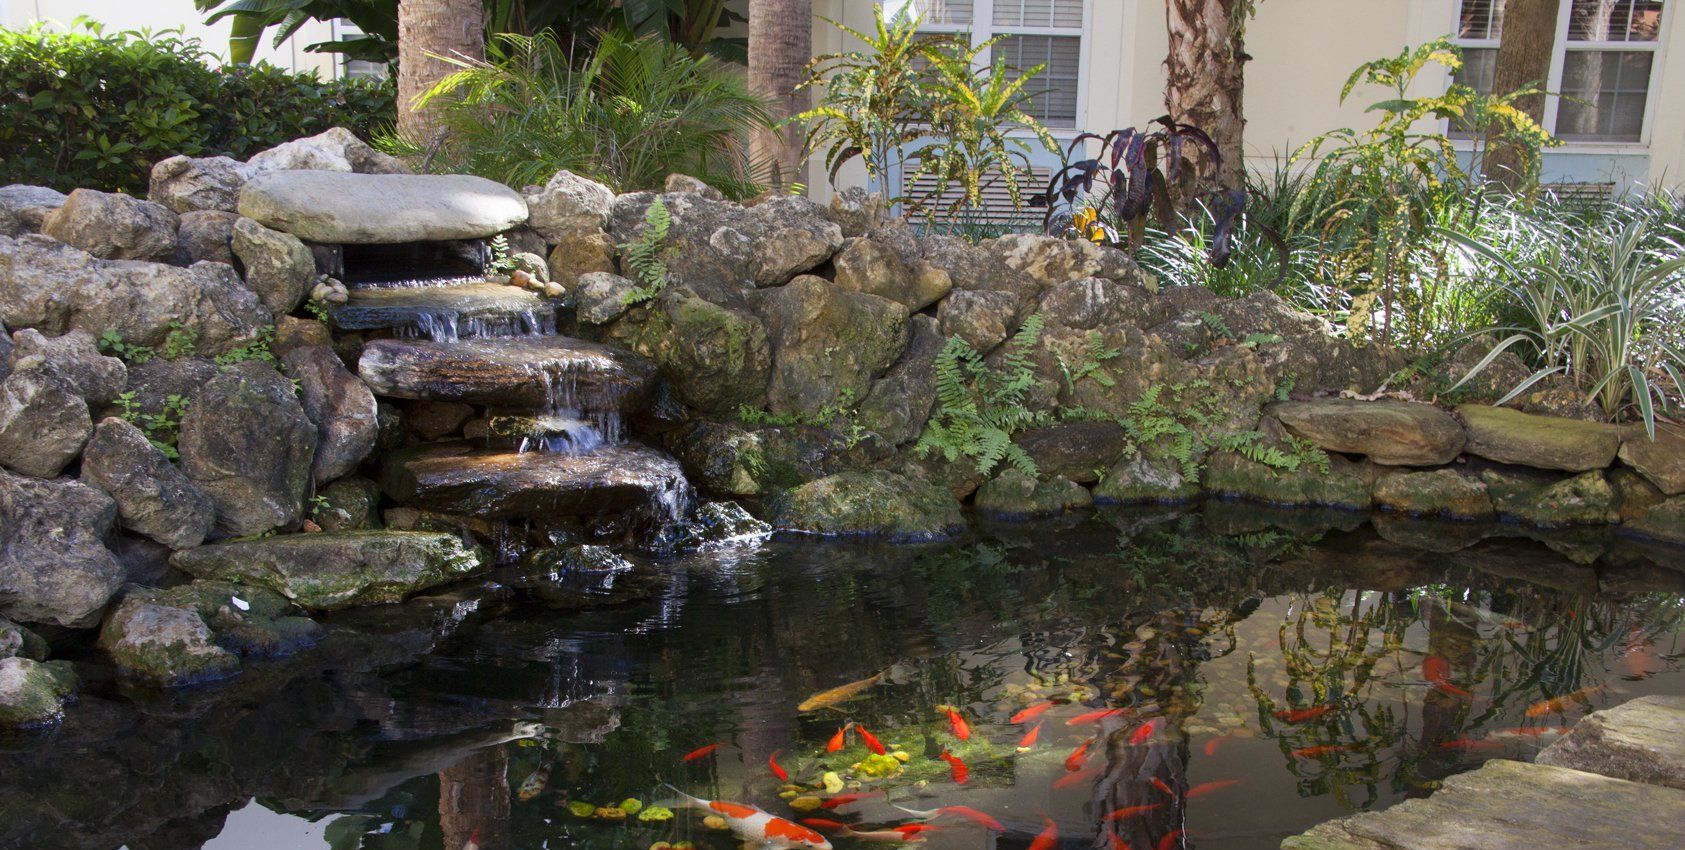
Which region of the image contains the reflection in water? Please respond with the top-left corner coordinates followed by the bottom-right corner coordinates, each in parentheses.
top-left (0, 505), bottom-right (1681, 850)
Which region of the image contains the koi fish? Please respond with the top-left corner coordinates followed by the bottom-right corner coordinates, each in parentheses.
top-left (1525, 685), bottom-right (1604, 718)
top-left (1018, 722), bottom-right (1042, 749)
top-left (1064, 738), bottom-right (1093, 772)
top-left (1028, 813), bottom-right (1059, 850)
top-left (857, 725), bottom-right (887, 756)
top-left (802, 819), bottom-right (851, 831)
top-left (1155, 828), bottom-right (1185, 850)
top-left (826, 724), bottom-right (851, 753)
top-left (516, 765), bottom-right (549, 802)
top-left (462, 829), bottom-right (482, 850)
top-left (820, 791), bottom-right (885, 810)
top-left (1110, 834), bottom-right (1136, 850)
top-left (933, 806), bottom-right (1005, 832)
top-left (1129, 718), bottom-right (1159, 745)
top-left (1011, 701), bottom-right (1057, 724)
top-left (943, 707), bottom-right (972, 741)
top-left (1149, 777), bottom-right (1177, 798)
top-left (1067, 707), bottom-right (1125, 726)
top-left (1423, 655), bottom-right (1472, 698)
top-left (1487, 725), bottom-right (1572, 740)
top-left (1186, 780), bottom-right (1239, 799)
top-left (844, 827), bottom-right (920, 844)
top-left (1291, 744), bottom-right (1353, 758)
top-left (892, 825), bottom-right (941, 839)
top-left (1053, 766), bottom-right (1100, 789)
top-left (1204, 736), bottom-right (1227, 757)
top-left (769, 749), bottom-right (789, 782)
top-left (1438, 737), bottom-right (1507, 752)
top-left (664, 785), bottom-right (832, 850)
top-left (1273, 705), bottom-right (1335, 723)
top-left (683, 743), bottom-right (723, 762)
top-left (938, 750), bottom-right (969, 784)
top-left (1102, 803), bottom-right (1163, 822)
top-left (799, 673), bottom-right (884, 712)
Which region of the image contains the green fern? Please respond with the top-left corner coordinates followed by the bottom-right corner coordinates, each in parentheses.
top-left (916, 313), bottom-right (1048, 476)
top-left (621, 197), bottom-right (672, 305)
top-left (1058, 330), bottom-right (1121, 392)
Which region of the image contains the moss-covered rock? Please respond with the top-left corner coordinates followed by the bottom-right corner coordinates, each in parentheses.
top-left (1625, 495), bottom-right (1685, 545)
top-left (665, 419), bottom-right (875, 497)
top-left (1094, 453), bottom-right (1200, 504)
top-left (1203, 452), bottom-right (1372, 509)
top-left (758, 275), bottom-right (908, 419)
top-left (169, 531), bottom-right (484, 611)
top-left (1457, 404), bottom-right (1620, 472)
top-left (605, 287), bottom-right (770, 415)
top-left (96, 596), bottom-right (240, 686)
top-left (974, 469), bottom-right (1093, 519)
top-left (1618, 423), bottom-right (1685, 496)
top-left (677, 501), bottom-right (771, 549)
top-left (312, 475), bottom-right (382, 532)
top-left (132, 580), bottom-right (322, 659)
top-left (1271, 399), bottom-right (1465, 466)
top-left (1372, 469), bottom-right (1493, 519)
top-left (0, 657), bottom-right (76, 728)
top-left (767, 470), bottom-right (965, 540)
top-left (1480, 467), bottom-right (1619, 527)
top-left (0, 616), bottom-right (46, 661)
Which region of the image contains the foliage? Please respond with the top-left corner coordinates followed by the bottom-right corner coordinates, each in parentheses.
top-left (195, 0), bottom-right (396, 64)
top-left (213, 325), bottom-right (281, 369)
top-left (916, 314), bottom-right (1049, 476)
top-left (486, 234), bottom-right (517, 276)
top-left (737, 389), bottom-right (868, 449)
top-left (1057, 331), bottom-right (1120, 393)
top-left (113, 391), bottom-right (190, 459)
top-left (403, 30), bottom-right (770, 198)
top-left (98, 322), bottom-right (198, 365)
top-left (1123, 381), bottom-right (1326, 477)
top-left (619, 198), bottom-right (671, 305)
top-left (0, 23), bottom-right (393, 195)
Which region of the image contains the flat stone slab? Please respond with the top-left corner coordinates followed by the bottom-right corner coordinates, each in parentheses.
top-left (1618, 424), bottom-right (1685, 495)
top-left (1457, 404), bottom-right (1620, 472)
top-left (169, 531), bottom-right (483, 612)
top-left (1272, 399), bottom-right (1466, 466)
top-left (358, 335), bottom-right (655, 413)
top-left (381, 442), bottom-right (688, 519)
top-left (238, 171), bottom-right (527, 243)
top-left (1281, 759), bottom-right (1685, 850)
top-left (332, 282), bottom-right (558, 339)
top-left (1537, 695), bottom-right (1685, 790)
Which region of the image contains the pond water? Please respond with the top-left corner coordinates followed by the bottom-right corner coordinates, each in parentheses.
top-left (4, 504), bottom-right (1683, 850)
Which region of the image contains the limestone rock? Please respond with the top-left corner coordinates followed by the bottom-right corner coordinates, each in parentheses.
top-left (832, 237), bottom-right (952, 313)
top-left (664, 173), bottom-right (725, 201)
top-left (0, 657), bottom-right (77, 728)
top-left (938, 289), bottom-right (1019, 353)
top-left (80, 417), bottom-right (215, 549)
top-left (677, 501), bottom-right (771, 549)
top-left (605, 287), bottom-right (770, 415)
top-left (1204, 451), bottom-right (1373, 509)
top-left (858, 314), bottom-right (943, 445)
top-left (0, 364), bottom-right (92, 478)
top-left (0, 234), bottom-right (272, 353)
top-left (238, 171), bottom-right (528, 243)
top-left (0, 185), bottom-right (66, 237)
top-left (524, 170), bottom-right (615, 241)
top-left (41, 188), bottom-right (179, 262)
top-left (767, 470), bottom-right (965, 540)
top-left (96, 596), bottom-right (239, 686)
top-left (1372, 469), bottom-right (1493, 519)
top-left (1038, 276), bottom-right (1153, 330)
top-left (123, 580), bottom-right (321, 660)
top-left (989, 233), bottom-right (1141, 289)
top-left (1618, 423), bottom-right (1685, 495)
top-left (312, 475), bottom-right (381, 532)
top-left (174, 210), bottom-right (238, 265)
top-left (231, 217), bottom-right (316, 315)
top-left (0, 470), bottom-right (125, 627)
top-left (247, 127), bottom-right (406, 174)
top-left (148, 155), bottom-right (255, 214)
top-left (824, 187), bottom-right (888, 237)
top-left (752, 210), bottom-right (845, 286)
top-left (1015, 420), bottom-right (1133, 483)
top-left (358, 335), bottom-right (655, 413)
top-left (1481, 467), bottom-right (1619, 527)
top-left (1272, 399), bottom-right (1466, 466)
top-left (546, 229), bottom-right (617, 286)
top-left (280, 340), bottom-right (378, 485)
top-left (1610, 467), bottom-right (1667, 523)
top-left (0, 617), bottom-right (46, 661)
top-left (1094, 453), bottom-right (1200, 503)
top-left (171, 531), bottom-right (483, 611)
top-left (107, 357), bottom-right (217, 422)
top-left (1625, 494), bottom-right (1685, 545)
top-left (1537, 695), bottom-right (1685, 790)
top-left (665, 420), bottom-right (856, 496)
top-left (404, 400), bottom-right (473, 441)
top-left (177, 361), bottom-right (316, 536)
top-left (759, 275), bottom-right (907, 418)
top-left (1458, 404), bottom-right (1620, 472)
top-left (575, 271), bottom-right (639, 325)
top-left (975, 469), bottom-right (1093, 518)
top-left (606, 192), bottom-right (840, 296)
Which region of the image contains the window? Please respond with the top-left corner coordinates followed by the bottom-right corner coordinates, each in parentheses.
top-left (904, 0), bottom-right (1086, 129)
top-left (1451, 0), bottom-right (1666, 143)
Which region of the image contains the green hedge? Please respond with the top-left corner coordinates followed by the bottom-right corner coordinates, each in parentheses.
top-left (0, 24), bottom-right (395, 195)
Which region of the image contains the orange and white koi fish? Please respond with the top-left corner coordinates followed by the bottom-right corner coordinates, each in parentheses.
top-left (1487, 725), bottom-right (1572, 740)
top-left (1064, 738), bottom-right (1094, 772)
top-left (892, 804), bottom-right (1005, 832)
top-left (1028, 812), bottom-right (1059, 850)
top-left (516, 765), bottom-right (549, 802)
top-left (1017, 722), bottom-right (1042, 749)
top-left (769, 749), bottom-right (789, 782)
top-left (1525, 685), bottom-right (1604, 718)
top-left (1129, 718), bottom-right (1159, 745)
top-left (799, 673), bottom-right (884, 712)
top-left (462, 829), bottom-right (482, 850)
top-left (943, 707), bottom-right (972, 741)
top-left (683, 743), bottom-right (723, 762)
top-left (938, 750), bottom-right (969, 784)
top-left (1101, 803), bottom-right (1163, 822)
top-left (1053, 765), bottom-right (1100, 789)
top-left (1067, 707), bottom-right (1125, 726)
top-left (826, 724), bottom-right (851, 752)
top-left (891, 825), bottom-right (941, 839)
top-left (1011, 701), bottom-right (1057, 724)
top-left (821, 791), bottom-right (885, 810)
top-left (843, 827), bottom-right (921, 844)
top-left (1272, 704), bottom-right (1335, 723)
top-left (857, 725), bottom-right (888, 755)
top-left (663, 786), bottom-right (832, 850)
top-left (1186, 780), bottom-right (1240, 799)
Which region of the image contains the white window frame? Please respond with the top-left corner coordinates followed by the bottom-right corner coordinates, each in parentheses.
top-left (1449, 0), bottom-right (1670, 151)
top-left (908, 0), bottom-right (1092, 135)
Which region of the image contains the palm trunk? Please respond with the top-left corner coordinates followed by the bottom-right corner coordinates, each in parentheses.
top-left (397, 0), bottom-right (487, 145)
top-left (748, 0), bottom-right (812, 193)
top-left (1482, 0), bottom-right (1561, 191)
top-left (1164, 0), bottom-right (1251, 195)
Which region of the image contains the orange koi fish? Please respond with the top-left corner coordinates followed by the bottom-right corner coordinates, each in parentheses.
top-left (1525, 685), bottom-right (1604, 718)
top-left (1291, 744), bottom-right (1353, 758)
top-left (683, 743), bottom-right (723, 762)
top-left (1487, 725), bottom-right (1572, 739)
top-left (892, 825), bottom-right (941, 839)
top-left (1272, 705), bottom-right (1335, 723)
top-left (1067, 707), bottom-right (1125, 726)
top-left (938, 750), bottom-right (969, 784)
top-left (844, 827), bottom-right (922, 844)
top-left (1149, 777), bottom-right (1177, 798)
top-left (943, 707), bottom-right (972, 741)
top-left (1423, 655), bottom-right (1472, 698)
top-left (1204, 736), bottom-right (1227, 757)
top-left (1028, 813), bottom-right (1059, 850)
top-left (1109, 834), bottom-right (1134, 850)
top-left (801, 819), bottom-right (851, 831)
top-left (1064, 738), bottom-right (1093, 772)
top-left (769, 749), bottom-right (789, 782)
top-left (516, 765), bottom-right (549, 801)
top-left (857, 725), bottom-right (887, 756)
top-left (1101, 804), bottom-right (1163, 822)
top-left (1155, 828), bottom-right (1185, 850)
top-left (1438, 737), bottom-right (1506, 752)
top-left (1017, 722), bottom-right (1042, 749)
top-left (1011, 701), bottom-right (1057, 724)
top-left (664, 786), bottom-right (832, 850)
top-left (799, 673), bottom-right (884, 712)
top-left (826, 724), bottom-right (851, 752)
top-left (820, 791), bottom-right (885, 810)
top-left (1186, 780), bottom-right (1240, 799)
top-left (934, 806), bottom-right (1005, 832)
top-left (1052, 766), bottom-right (1099, 789)
top-left (1129, 718), bottom-right (1159, 745)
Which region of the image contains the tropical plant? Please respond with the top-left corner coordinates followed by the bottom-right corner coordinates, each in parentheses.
top-left (916, 314), bottom-right (1049, 476)
top-left (620, 198), bottom-right (672, 305)
top-left (406, 30), bottom-right (771, 197)
top-left (195, 0), bottom-right (398, 64)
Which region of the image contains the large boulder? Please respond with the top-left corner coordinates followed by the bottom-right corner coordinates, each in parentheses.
top-left (989, 233), bottom-right (1142, 290)
top-left (938, 289), bottom-right (1019, 353)
top-left (278, 336), bottom-right (378, 485)
top-left (574, 272), bottom-right (640, 325)
top-left (0, 185), bottom-right (66, 237)
top-left (1458, 404), bottom-right (1620, 472)
top-left (238, 171), bottom-right (528, 243)
top-left (523, 170), bottom-right (615, 242)
top-left (0, 364), bottom-right (93, 478)
top-left (547, 230), bottom-right (618, 287)
top-left (313, 475), bottom-right (382, 532)
top-left (0, 617), bottom-right (47, 661)
top-left (1271, 399), bottom-right (1466, 466)
top-left (177, 361), bottom-right (317, 536)
top-left (1094, 453), bottom-right (1201, 504)
top-left (858, 314), bottom-right (944, 446)
top-left (759, 275), bottom-right (908, 418)
top-left (1618, 424), bottom-right (1685, 496)
top-left (1014, 420), bottom-right (1134, 483)
top-left (832, 236), bottom-right (952, 313)
top-left (767, 470), bottom-right (965, 540)
top-left (174, 210), bottom-right (239, 265)
top-left (246, 127), bottom-right (408, 174)
top-left (1480, 467), bottom-right (1619, 526)
top-left (170, 531), bottom-right (484, 611)
top-left (1536, 695), bottom-right (1685, 790)
top-left (974, 469), bottom-right (1092, 519)
top-left (676, 501), bottom-right (772, 549)
top-left (358, 335), bottom-right (655, 413)
top-left (8, 328), bottom-right (126, 404)
top-left (148, 155), bottom-right (255, 214)
top-left (80, 418), bottom-right (216, 549)
top-left (1203, 452), bottom-right (1373, 509)
top-left (1372, 469), bottom-right (1493, 519)
top-left (665, 419), bottom-right (867, 496)
top-left (0, 234), bottom-right (272, 353)
top-left (0, 470), bottom-right (125, 627)
top-left (231, 217), bottom-right (316, 315)
top-left (1625, 494), bottom-right (1685, 545)
top-left (606, 192), bottom-right (842, 296)
top-left (0, 657), bottom-right (77, 729)
top-left (605, 288), bottom-right (771, 415)
top-left (96, 595), bottom-right (240, 686)
top-left (383, 442), bottom-right (692, 521)
top-left (40, 188), bottom-right (179, 262)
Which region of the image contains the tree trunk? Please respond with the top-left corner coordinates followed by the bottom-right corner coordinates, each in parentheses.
top-left (1482, 0), bottom-right (1561, 192)
top-left (397, 0), bottom-right (487, 145)
top-left (748, 0), bottom-right (812, 193)
top-left (1164, 0), bottom-right (1250, 195)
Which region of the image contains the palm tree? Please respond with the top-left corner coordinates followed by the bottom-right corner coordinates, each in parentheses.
top-left (1483, 0), bottom-right (1562, 191)
top-left (748, 0), bottom-right (812, 192)
top-left (398, 0), bottom-right (487, 144)
top-left (1164, 0), bottom-right (1257, 193)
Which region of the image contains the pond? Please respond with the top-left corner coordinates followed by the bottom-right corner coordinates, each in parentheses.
top-left (3, 504), bottom-right (1682, 850)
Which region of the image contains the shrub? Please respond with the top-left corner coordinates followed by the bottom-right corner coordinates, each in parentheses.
top-left (0, 22), bottom-right (394, 195)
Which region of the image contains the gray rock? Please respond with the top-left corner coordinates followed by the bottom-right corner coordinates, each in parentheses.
top-left (8, 328), bottom-right (126, 405)
top-left (170, 531), bottom-right (484, 611)
top-left (0, 185), bottom-right (67, 236)
top-left (1273, 399), bottom-right (1466, 466)
top-left (1204, 451), bottom-right (1373, 509)
top-left (989, 233), bottom-right (1141, 290)
top-left (1458, 404), bottom-right (1621, 472)
top-left (174, 210), bottom-right (238, 265)
top-left (665, 420), bottom-right (856, 497)
top-left (0, 616), bottom-right (46, 661)
top-left (606, 192), bottom-right (841, 296)
top-left (279, 339), bottom-right (378, 485)
top-left (938, 288), bottom-right (1019, 352)
top-left (759, 275), bottom-right (908, 418)
top-left (96, 596), bottom-right (240, 686)
top-left (665, 173), bottom-right (725, 201)
top-left (359, 335), bottom-right (655, 413)
top-left (1015, 420), bottom-right (1133, 483)
top-left (0, 470), bottom-right (125, 627)
top-left (1481, 467), bottom-right (1619, 526)
top-left (975, 469), bottom-right (1093, 518)
top-left (832, 236), bottom-right (951, 313)
top-left (1625, 494), bottom-right (1685, 545)
top-left (1094, 453), bottom-right (1200, 503)
top-left (1537, 695), bottom-right (1685, 790)
top-left (108, 357), bottom-right (217, 422)
top-left (0, 320), bottom-right (8, 382)
top-left (767, 470), bottom-right (965, 540)
top-left (123, 579), bottom-right (321, 660)
top-left (524, 170), bottom-right (615, 241)
top-left (824, 186), bottom-right (888, 237)
top-left (41, 188), bottom-right (179, 262)
top-left (382, 442), bottom-right (692, 521)
top-left (312, 475), bottom-right (381, 532)
top-left (752, 207), bottom-right (845, 286)
top-left (574, 271), bottom-right (639, 325)
top-left (1372, 468), bottom-right (1493, 518)
top-left (0, 657), bottom-right (76, 728)
top-left (238, 171), bottom-right (528, 244)
top-left (677, 501), bottom-right (771, 549)
top-left (0, 364), bottom-right (92, 478)
top-left (1618, 423), bottom-right (1685, 496)
top-left (148, 155), bottom-right (255, 214)
top-left (80, 417), bottom-right (215, 549)
top-left (247, 127), bottom-right (407, 174)
top-left (178, 361), bottom-right (316, 536)
top-left (231, 217), bottom-right (316, 315)
top-left (0, 234), bottom-right (272, 353)
top-left (1038, 276), bottom-right (1153, 330)
top-left (858, 314), bottom-right (943, 445)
